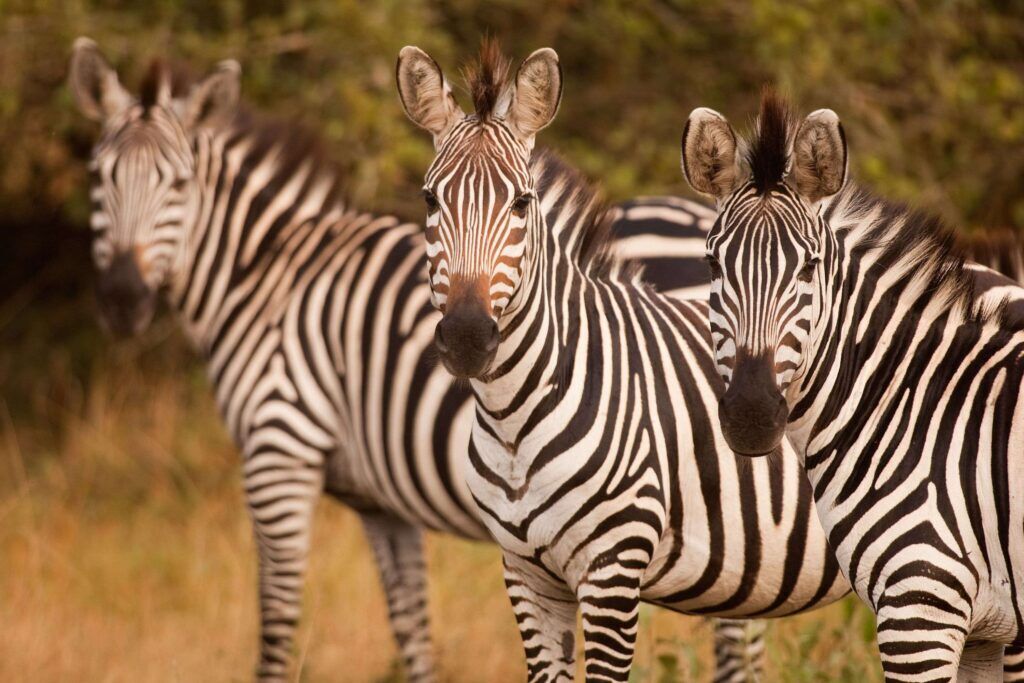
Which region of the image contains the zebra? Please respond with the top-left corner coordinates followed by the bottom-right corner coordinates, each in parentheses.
top-left (396, 42), bottom-right (851, 682)
top-left (67, 38), bottom-right (764, 681)
top-left (681, 91), bottom-right (1024, 681)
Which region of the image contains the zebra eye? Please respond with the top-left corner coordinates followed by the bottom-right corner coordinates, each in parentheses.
top-left (511, 193), bottom-right (532, 218)
top-left (798, 257), bottom-right (820, 283)
top-left (423, 189), bottom-right (439, 214)
top-left (172, 178), bottom-right (189, 192)
top-left (704, 254), bottom-right (723, 278)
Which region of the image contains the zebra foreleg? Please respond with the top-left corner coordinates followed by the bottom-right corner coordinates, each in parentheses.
top-left (246, 450), bottom-right (324, 682)
top-left (577, 567), bottom-right (642, 682)
top-left (503, 555), bottom-right (578, 682)
top-left (874, 604), bottom-right (971, 683)
top-left (360, 511), bottom-right (436, 682)
top-left (712, 617), bottom-right (767, 682)
top-left (1004, 645), bottom-right (1024, 681)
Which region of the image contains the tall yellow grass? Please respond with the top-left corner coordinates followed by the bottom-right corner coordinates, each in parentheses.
top-left (0, 342), bottom-right (882, 682)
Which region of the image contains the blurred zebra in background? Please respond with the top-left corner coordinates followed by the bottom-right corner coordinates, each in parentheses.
top-left (68, 39), bottom-right (765, 682)
top-left (397, 42), bottom-right (850, 682)
top-left (682, 92), bottom-right (1024, 681)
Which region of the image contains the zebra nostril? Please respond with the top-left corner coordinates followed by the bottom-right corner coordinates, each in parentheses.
top-left (484, 321), bottom-right (499, 352)
top-left (434, 323), bottom-right (449, 354)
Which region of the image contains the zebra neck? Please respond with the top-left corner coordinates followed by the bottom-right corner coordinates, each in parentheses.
top-left (469, 231), bottom-right (570, 449)
top-left (166, 122), bottom-right (344, 352)
top-left (786, 186), bottom-right (977, 474)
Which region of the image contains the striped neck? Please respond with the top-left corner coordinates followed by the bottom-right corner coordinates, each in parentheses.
top-left (468, 152), bottom-right (620, 449)
top-left (165, 116), bottom-right (346, 352)
top-left (786, 185), bottom-right (990, 467)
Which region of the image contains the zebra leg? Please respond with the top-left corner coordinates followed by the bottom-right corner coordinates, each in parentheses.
top-left (874, 604), bottom-right (969, 682)
top-left (503, 556), bottom-right (578, 682)
top-left (956, 641), bottom-right (1004, 682)
top-left (577, 569), bottom-right (642, 682)
top-left (712, 617), bottom-right (767, 682)
top-left (1004, 645), bottom-right (1024, 681)
top-left (359, 511), bottom-right (436, 682)
top-left (246, 451), bottom-right (325, 681)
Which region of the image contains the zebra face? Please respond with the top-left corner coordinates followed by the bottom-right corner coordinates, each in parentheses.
top-left (681, 96), bottom-right (847, 456)
top-left (69, 38), bottom-right (240, 336)
top-left (705, 186), bottom-right (824, 454)
top-left (421, 121), bottom-right (535, 377)
top-left (86, 107), bottom-right (196, 335)
top-left (397, 43), bottom-right (562, 379)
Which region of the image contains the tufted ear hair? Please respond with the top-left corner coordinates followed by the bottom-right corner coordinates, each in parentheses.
top-left (69, 37), bottom-right (132, 122)
top-left (505, 48), bottom-right (561, 145)
top-left (396, 46), bottom-right (464, 147)
top-left (790, 109), bottom-right (847, 203)
top-left (681, 107), bottom-right (743, 200)
top-left (179, 59), bottom-right (240, 130)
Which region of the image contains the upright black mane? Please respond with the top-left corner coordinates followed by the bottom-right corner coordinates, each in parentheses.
top-left (139, 59), bottom-right (193, 111)
top-left (747, 90), bottom-right (793, 194)
top-left (461, 38), bottom-right (511, 121)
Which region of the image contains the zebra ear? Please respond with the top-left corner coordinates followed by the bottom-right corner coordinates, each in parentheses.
top-left (180, 60), bottom-right (240, 130)
top-left (506, 48), bottom-right (561, 145)
top-left (681, 108), bottom-right (743, 200)
top-left (69, 37), bottom-right (132, 122)
top-left (396, 46), bottom-right (464, 146)
top-left (791, 109), bottom-right (847, 203)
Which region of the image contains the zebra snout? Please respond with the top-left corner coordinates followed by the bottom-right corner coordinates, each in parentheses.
top-left (434, 309), bottom-right (499, 379)
top-left (96, 250), bottom-right (157, 337)
top-left (718, 355), bottom-right (789, 457)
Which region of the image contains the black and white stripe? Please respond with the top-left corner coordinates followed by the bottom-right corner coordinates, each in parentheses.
top-left (71, 42), bottom-right (765, 681)
top-left (683, 93), bottom-right (1024, 681)
top-left (399, 45), bottom-right (850, 682)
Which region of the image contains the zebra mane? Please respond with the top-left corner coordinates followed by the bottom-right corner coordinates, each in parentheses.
top-left (827, 184), bottom-right (1013, 325)
top-left (139, 59), bottom-right (193, 111)
top-left (959, 227), bottom-right (1024, 282)
top-left (530, 149), bottom-right (636, 281)
top-left (461, 37), bottom-right (512, 121)
top-left (747, 89), bottom-right (794, 194)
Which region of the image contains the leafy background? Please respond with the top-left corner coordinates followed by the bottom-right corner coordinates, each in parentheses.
top-left (1, 1), bottom-right (1021, 680)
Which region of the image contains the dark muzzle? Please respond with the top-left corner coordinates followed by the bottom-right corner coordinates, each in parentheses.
top-left (96, 251), bottom-right (157, 337)
top-left (434, 304), bottom-right (499, 379)
top-left (718, 353), bottom-right (789, 457)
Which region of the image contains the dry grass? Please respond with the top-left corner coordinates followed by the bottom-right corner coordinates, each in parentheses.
top-left (0, 346), bottom-right (882, 682)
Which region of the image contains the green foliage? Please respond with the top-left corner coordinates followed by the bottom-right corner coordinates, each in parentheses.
top-left (1, 0), bottom-right (1022, 230)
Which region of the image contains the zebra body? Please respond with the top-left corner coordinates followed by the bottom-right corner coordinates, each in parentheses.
top-left (69, 41), bottom-right (767, 681)
top-left (397, 44), bottom-right (849, 682)
top-left (682, 94), bottom-right (1024, 680)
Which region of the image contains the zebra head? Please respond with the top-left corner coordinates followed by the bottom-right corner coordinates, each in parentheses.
top-left (681, 93), bottom-right (847, 456)
top-left (69, 38), bottom-right (239, 336)
top-left (397, 42), bottom-right (561, 379)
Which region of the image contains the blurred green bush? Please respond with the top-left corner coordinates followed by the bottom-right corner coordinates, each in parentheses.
top-left (2, 0), bottom-right (1022, 230)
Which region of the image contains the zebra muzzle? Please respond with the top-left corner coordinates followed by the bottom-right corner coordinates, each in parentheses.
top-left (434, 307), bottom-right (499, 379)
top-left (718, 354), bottom-right (789, 457)
top-left (95, 250), bottom-right (157, 337)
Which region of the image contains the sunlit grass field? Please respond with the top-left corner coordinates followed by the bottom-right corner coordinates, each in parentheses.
top-left (0, 326), bottom-right (883, 682)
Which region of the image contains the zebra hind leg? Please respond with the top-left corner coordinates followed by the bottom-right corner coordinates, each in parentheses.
top-left (712, 617), bottom-right (767, 682)
top-left (246, 450), bottom-right (325, 682)
top-left (359, 511), bottom-right (436, 682)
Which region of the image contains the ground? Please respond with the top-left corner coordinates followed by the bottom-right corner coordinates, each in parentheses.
top-left (0, 342), bottom-right (881, 682)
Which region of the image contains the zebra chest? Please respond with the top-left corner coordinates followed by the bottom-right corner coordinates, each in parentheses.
top-left (466, 420), bottom-right (665, 584)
